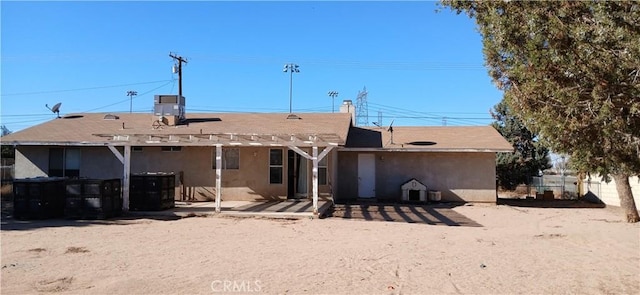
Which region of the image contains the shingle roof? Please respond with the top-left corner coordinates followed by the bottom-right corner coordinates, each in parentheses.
top-left (1, 113), bottom-right (512, 152)
top-left (1, 113), bottom-right (353, 147)
top-left (345, 126), bottom-right (513, 152)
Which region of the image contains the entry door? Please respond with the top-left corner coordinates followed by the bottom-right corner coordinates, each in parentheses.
top-left (287, 150), bottom-right (308, 199)
top-left (296, 154), bottom-right (308, 197)
top-left (358, 154), bottom-right (376, 198)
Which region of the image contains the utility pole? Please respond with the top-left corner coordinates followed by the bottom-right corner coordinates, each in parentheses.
top-left (169, 52), bottom-right (188, 99)
top-left (126, 90), bottom-right (137, 113)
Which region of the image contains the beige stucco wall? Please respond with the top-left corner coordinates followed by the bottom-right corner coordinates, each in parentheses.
top-left (14, 145), bottom-right (335, 202)
top-left (582, 176), bottom-right (640, 207)
top-left (336, 151), bottom-right (497, 203)
top-left (15, 146), bottom-right (124, 180)
top-left (15, 147), bottom-right (49, 178)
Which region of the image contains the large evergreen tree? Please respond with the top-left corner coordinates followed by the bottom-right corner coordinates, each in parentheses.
top-left (492, 101), bottom-right (551, 190)
top-left (442, 1), bottom-right (640, 222)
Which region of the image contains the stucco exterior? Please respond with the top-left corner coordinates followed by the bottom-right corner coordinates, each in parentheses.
top-left (14, 145), bottom-right (335, 202)
top-left (336, 151), bottom-right (497, 203)
top-left (15, 147), bottom-right (49, 178)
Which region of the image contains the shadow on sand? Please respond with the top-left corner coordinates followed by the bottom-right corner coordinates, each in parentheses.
top-left (1, 214), bottom-right (183, 231)
top-left (497, 198), bottom-right (606, 209)
top-left (325, 202), bottom-right (482, 227)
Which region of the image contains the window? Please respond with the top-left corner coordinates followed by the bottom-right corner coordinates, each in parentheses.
top-left (269, 149), bottom-right (283, 184)
top-left (161, 146), bottom-right (182, 152)
top-left (49, 148), bottom-right (80, 177)
top-left (212, 148), bottom-right (239, 170)
top-left (318, 156), bottom-right (328, 185)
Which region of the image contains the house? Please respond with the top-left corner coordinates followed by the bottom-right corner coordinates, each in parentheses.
top-left (337, 125), bottom-right (512, 203)
top-left (1, 98), bottom-right (512, 214)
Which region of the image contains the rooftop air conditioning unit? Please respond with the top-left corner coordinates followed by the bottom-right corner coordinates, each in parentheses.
top-left (154, 95), bottom-right (186, 120)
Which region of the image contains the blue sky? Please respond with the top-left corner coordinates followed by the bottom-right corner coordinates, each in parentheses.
top-left (1, 1), bottom-right (503, 132)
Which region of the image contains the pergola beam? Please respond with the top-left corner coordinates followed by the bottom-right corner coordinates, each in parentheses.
top-left (93, 132), bottom-right (343, 147)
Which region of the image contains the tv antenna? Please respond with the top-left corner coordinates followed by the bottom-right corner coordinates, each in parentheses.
top-left (387, 119), bottom-right (394, 145)
top-left (46, 103), bottom-right (62, 118)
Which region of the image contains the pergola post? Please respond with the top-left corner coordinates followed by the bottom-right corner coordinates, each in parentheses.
top-left (312, 146), bottom-right (319, 215)
top-left (123, 145), bottom-right (131, 210)
top-left (286, 145), bottom-right (335, 216)
top-left (107, 145), bottom-right (131, 211)
top-left (215, 144), bottom-right (222, 213)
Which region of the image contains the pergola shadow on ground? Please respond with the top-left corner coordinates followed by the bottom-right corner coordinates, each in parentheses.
top-left (0, 215), bottom-right (182, 231)
top-left (325, 203), bottom-right (482, 227)
top-left (497, 198), bottom-right (606, 209)
top-left (1, 200), bottom-right (332, 231)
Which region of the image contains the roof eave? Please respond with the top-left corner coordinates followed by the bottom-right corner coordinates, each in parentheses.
top-left (340, 147), bottom-right (513, 153)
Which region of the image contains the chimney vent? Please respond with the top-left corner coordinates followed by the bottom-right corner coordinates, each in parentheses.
top-left (340, 100), bottom-right (356, 125)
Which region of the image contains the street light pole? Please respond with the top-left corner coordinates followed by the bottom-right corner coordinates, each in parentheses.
top-left (283, 63), bottom-right (300, 113)
top-left (328, 91), bottom-right (339, 113)
top-left (126, 90), bottom-right (138, 113)
top-left (329, 91), bottom-right (339, 113)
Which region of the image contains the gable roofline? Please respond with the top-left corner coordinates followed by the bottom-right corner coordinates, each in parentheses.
top-left (1, 112), bottom-right (353, 147)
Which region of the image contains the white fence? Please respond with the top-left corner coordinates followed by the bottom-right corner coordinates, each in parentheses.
top-left (581, 176), bottom-right (640, 207)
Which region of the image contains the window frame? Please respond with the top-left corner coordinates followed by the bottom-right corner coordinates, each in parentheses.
top-left (269, 149), bottom-right (283, 184)
top-left (48, 147), bottom-right (81, 178)
top-left (212, 148), bottom-right (240, 170)
top-left (161, 146), bottom-right (182, 152)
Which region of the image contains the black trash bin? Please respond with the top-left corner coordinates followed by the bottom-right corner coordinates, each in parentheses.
top-left (13, 177), bottom-right (66, 220)
top-left (130, 173), bottom-right (175, 211)
top-left (64, 178), bottom-right (122, 219)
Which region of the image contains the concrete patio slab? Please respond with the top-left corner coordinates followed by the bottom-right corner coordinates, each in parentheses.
top-left (125, 200), bottom-right (331, 219)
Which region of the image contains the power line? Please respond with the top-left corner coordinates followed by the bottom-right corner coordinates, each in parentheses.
top-left (368, 101), bottom-right (492, 126)
top-left (369, 105), bottom-right (476, 126)
top-left (0, 118), bottom-right (52, 125)
top-left (1, 79), bottom-right (174, 97)
top-left (81, 80), bottom-right (174, 113)
top-left (0, 113), bottom-right (52, 117)
top-left (189, 54), bottom-right (486, 70)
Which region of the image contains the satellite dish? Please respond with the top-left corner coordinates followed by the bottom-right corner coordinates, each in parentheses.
top-left (46, 103), bottom-right (62, 118)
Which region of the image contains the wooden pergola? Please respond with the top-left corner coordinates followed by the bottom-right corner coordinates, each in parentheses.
top-left (100, 132), bottom-right (343, 215)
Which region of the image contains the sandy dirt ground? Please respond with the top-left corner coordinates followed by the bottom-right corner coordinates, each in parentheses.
top-left (1, 204), bottom-right (639, 294)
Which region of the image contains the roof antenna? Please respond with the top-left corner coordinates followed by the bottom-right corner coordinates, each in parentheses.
top-left (387, 119), bottom-right (394, 145)
top-left (46, 102), bottom-right (62, 118)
